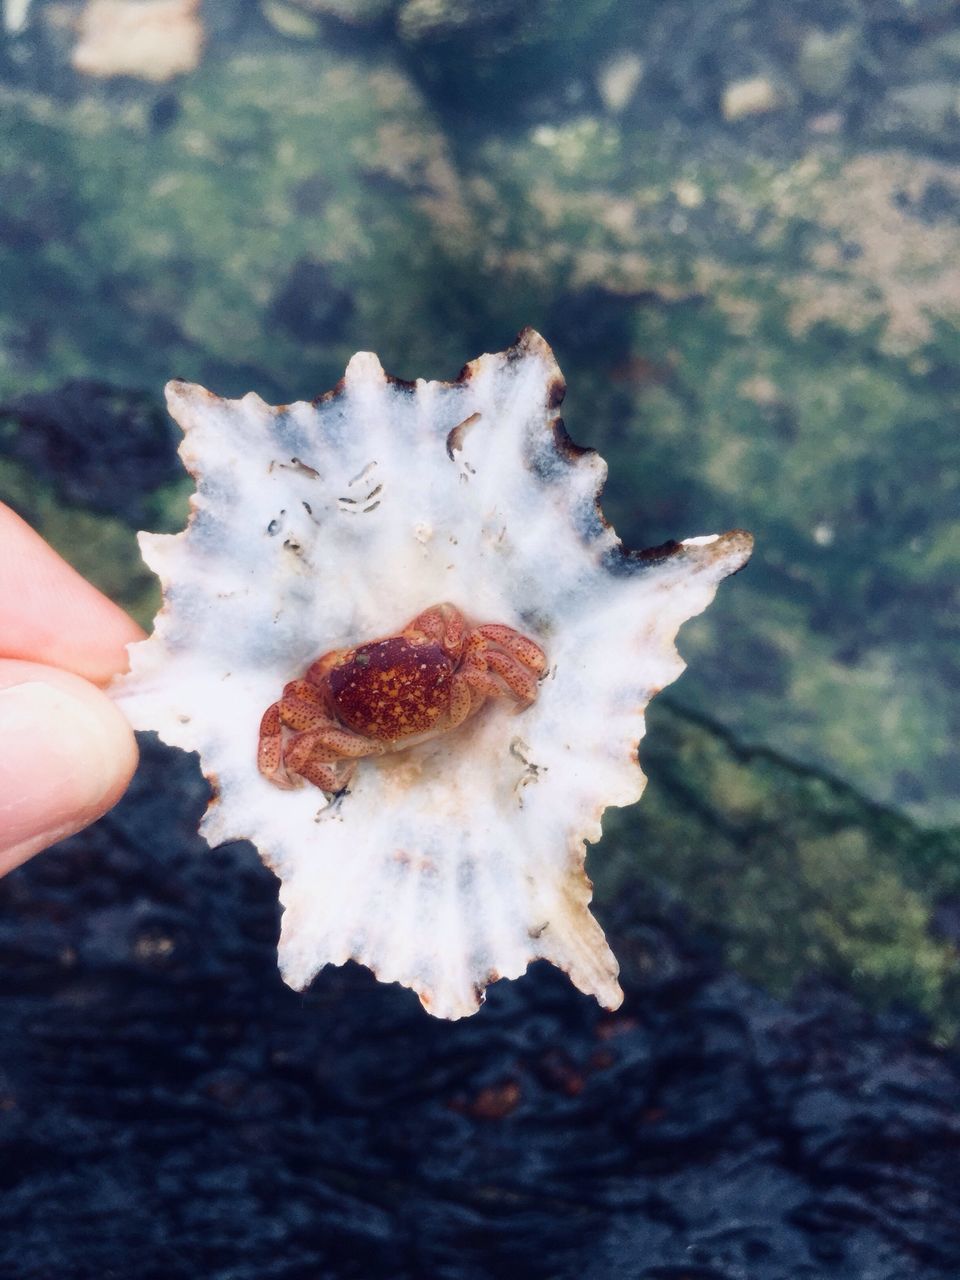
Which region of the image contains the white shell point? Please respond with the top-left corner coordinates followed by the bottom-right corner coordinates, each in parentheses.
top-left (111, 329), bottom-right (753, 1019)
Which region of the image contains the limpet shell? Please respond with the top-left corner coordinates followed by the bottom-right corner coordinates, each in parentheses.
top-left (111, 328), bottom-right (752, 1019)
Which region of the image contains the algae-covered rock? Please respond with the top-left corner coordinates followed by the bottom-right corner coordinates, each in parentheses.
top-left (0, 50), bottom-right (476, 400)
top-left (2, 4), bottom-right (960, 1030)
top-left (600, 702), bottom-right (960, 1037)
top-left (871, 81), bottom-right (960, 144)
top-left (796, 26), bottom-right (858, 101)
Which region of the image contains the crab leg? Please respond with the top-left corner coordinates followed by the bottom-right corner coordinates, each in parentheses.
top-left (277, 678), bottom-right (335, 730)
top-left (257, 702), bottom-right (293, 787)
top-left (294, 759), bottom-right (356, 794)
top-left (258, 676), bottom-right (385, 792)
top-left (408, 602), bottom-right (465, 657)
top-left (446, 671), bottom-right (481, 730)
top-left (484, 648), bottom-right (541, 703)
top-left (284, 721), bottom-right (385, 792)
top-left (286, 723), bottom-right (385, 765)
top-left (473, 624), bottom-right (547, 675)
top-left (459, 631), bottom-right (544, 705)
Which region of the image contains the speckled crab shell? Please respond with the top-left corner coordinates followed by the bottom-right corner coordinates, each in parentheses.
top-left (110, 329), bottom-right (752, 1019)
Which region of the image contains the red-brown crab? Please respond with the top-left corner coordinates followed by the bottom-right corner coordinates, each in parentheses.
top-left (257, 603), bottom-right (547, 793)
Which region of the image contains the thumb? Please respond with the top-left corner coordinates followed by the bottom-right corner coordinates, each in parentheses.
top-left (0, 661), bottom-right (138, 876)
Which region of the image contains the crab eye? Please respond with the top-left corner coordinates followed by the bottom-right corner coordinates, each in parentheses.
top-left (111, 329), bottom-right (751, 1019)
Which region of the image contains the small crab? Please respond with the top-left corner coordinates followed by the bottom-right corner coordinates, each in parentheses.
top-left (257, 603), bottom-right (548, 793)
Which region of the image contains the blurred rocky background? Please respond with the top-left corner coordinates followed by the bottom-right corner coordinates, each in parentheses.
top-left (2, 1), bottom-right (960, 1276)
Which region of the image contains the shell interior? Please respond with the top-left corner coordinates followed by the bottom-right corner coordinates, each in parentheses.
top-left (111, 329), bottom-right (753, 1019)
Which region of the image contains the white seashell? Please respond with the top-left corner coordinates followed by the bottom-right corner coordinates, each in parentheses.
top-left (110, 329), bottom-right (752, 1019)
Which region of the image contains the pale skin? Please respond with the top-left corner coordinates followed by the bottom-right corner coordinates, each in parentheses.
top-left (258, 602), bottom-right (547, 793)
top-left (0, 503), bottom-right (144, 876)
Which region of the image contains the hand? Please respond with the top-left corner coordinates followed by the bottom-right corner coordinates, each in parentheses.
top-left (0, 503), bottom-right (145, 875)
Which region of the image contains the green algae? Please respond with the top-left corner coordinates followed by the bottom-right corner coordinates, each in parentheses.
top-left (1, 19), bottom-right (959, 1028)
top-left (598, 701), bottom-right (960, 1038)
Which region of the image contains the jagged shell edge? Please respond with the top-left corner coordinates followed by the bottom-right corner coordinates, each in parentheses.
top-left (115, 328), bottom-right (754, 1017)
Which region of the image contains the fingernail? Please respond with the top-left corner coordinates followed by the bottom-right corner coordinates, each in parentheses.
top-left (0, 681), bottom-right (120, 862)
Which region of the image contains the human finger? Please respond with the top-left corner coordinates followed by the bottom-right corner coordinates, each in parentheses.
top-left (0, 659), bottom-right (138, 876)
top-left (0, 503), bottom-right (145, 685)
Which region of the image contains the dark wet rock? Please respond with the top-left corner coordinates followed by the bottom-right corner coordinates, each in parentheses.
top-left (904, 29), bottom-right (960, 79)
top-left (148, 91), bottom-right (182, 133)
top-left (894, 174), bottom-right (960, 222)
top-left (1, 735), bottom-right (960, 1278)
top-left (268, 258), bottom-right (355, 345)
top-left (290, 172), bottom-right (337, 216)
top-left (876, 0), bottom-right (960, 20)
top-left (396, 0), bottom-right (621, 116)
top-left (0, 380), bottom-right (179, 523)
top-left (545, 284), bottom-right (643, 361)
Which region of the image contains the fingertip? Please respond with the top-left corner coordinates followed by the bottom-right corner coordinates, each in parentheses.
top-left (0, 662), bottom-right (139, 875)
